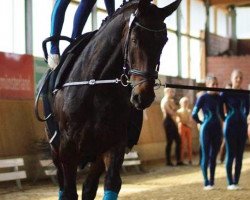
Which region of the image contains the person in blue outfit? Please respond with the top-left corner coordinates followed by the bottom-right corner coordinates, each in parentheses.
top-left (48, 0), bottom-right (115, 68)
top-left (221, 69), bottom-right (249, 190)
top-left (192, 75), bottom-right (224, 190)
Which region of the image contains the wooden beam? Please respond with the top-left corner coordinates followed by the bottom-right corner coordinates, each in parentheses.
top-left (210, 0), bottom-right (250, 6)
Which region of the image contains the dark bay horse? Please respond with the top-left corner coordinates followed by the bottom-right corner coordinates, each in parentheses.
top-left (52, 0), bottom-right (181, 199)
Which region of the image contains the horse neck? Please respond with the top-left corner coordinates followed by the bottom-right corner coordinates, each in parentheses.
top-left (71, 4), bottom-right (137, 81)
top-left (95, 19), bottom-right (126, 79)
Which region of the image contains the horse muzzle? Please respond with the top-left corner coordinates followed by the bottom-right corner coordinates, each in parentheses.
top-left (130, 90), bottom-right (155, 110)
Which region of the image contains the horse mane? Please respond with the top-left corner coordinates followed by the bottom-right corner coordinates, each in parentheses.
top-left (100, 0), bottom-right (139, 28)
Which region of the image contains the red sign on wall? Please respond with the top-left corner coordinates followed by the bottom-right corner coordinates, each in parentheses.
top-left (0, 52), bottom-right (34, 99)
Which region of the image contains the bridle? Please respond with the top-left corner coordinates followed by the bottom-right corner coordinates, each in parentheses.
top-left (60, 9), bottom-right (167, 89)
top-left (122, 10), bottom-right (167, 88)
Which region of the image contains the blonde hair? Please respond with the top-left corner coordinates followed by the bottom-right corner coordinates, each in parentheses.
top-left (205, 74), bottom-right (217, 84)
top-left (164, 87), bottom-right (175, 95)
top-left (231, 69), bottom-right (243, 79)
top-left (179, 97), bottom-right (189, 107)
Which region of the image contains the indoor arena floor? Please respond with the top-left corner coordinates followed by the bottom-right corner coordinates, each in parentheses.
top-left (1, 151), bottom-right (250, 200)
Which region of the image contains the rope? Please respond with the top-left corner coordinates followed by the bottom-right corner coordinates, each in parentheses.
top-left (154, 83), bottom-right (250, 94)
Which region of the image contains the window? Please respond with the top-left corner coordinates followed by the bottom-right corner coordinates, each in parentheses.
top-left (158, 0), bottom-right (205, 82)
top-left (236, 7), bottom-right (250, 39)
top-left (32, 1), bottom-right (92, 57)
top-left (0, 0), bottom-right (25, 54)
top-left (180, 0), bottom-right (187, 34)
top-left (190, 0), bottom-right (206, 37)
top-left (158, 0), bottom-right (177, 31)
top-left (159, 32), bottom-right (178, 77)
top-left (209, 6), bottom-right (215, 33)
top-left (217, 9), bottom-right (228, 37)
top-left (181, 36), bottom-right (189, 78)
top-left (190, 38), bottom-right (202, 81)
top-left (32, 0), bottom-right (53, 57)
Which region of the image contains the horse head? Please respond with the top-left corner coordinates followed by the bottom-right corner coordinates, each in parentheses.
top-left (125, 0), bottom-right (182, 110)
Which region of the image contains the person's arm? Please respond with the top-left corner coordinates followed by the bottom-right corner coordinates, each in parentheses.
top-left (192, 96), bottom-right (203, 124)
top-left (219, 94), bottom-right (225, 121)
top-left (244, 94), bottom-right (249, 117)
top-left (188, 109), bottom-right (194, 125)
top-left (175, 110), bottom-right (181, 124)
top-left (165, 101), bottom-right (176, 117)
top-left (160, 97), bottom-right (167, 118)
top-left (161, 97), bottom-right (175, 117)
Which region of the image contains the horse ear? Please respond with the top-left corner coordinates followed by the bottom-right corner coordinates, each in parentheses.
top-left (160, 0), bottom-right (182, 20)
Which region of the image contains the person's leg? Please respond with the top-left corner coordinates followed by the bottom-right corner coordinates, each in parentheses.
top-left (178, 124), bottom-right (185, 162)
top-left (209, 133), bottom-right (222, 186)
top-left (71, 0), bottom-right (97, 39)
top-left (50, 0), bottom-right (70, 55)
top-left (186, 127), bottom-right (192, 163)
top-left (234, 132), bottom-right (247, 185)
top-left (200, 126), bottom-right (210, 186)
top-left (166, 136), bottom-right (174, 165)
top-left (104, 0), bottom-right (115, 16)
top-left (225, 133), bottom-right (236, 186)
top-left (164, 117), bottom-right (174, 166)
top-left (172, 123), bottom-right (181, 164)
top-left (219, 139), bottom-right (226, 163)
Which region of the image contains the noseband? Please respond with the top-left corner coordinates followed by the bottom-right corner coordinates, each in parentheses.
top-left (123, 11), bottom-right (166, 88)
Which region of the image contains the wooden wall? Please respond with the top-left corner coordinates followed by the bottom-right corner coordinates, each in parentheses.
top-left (207, 55), bottom-right (250, 89)
top-left (0, 99), bottom-right (47, 179)
top-left (136, 102), bottom-right (199, 162)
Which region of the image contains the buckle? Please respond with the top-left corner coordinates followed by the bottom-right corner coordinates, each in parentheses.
top-left (89, 79), bottom-right (96, 85)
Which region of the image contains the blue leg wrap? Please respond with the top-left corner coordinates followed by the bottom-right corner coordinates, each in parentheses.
top-left (103, 190), bottom-right (118, 200)
top-left (58, 190), bottom-right (64, 200)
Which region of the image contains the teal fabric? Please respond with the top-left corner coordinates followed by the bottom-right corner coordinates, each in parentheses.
top-left (103, 190), bottom-right (118, 200)
top-left (58, 190), bottom-right (64, 200)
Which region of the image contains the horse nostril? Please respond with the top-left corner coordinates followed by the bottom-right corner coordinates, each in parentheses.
top-left (133, 94), bottom-right (141, 104)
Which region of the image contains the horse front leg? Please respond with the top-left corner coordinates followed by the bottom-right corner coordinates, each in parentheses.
top-left (60, 136), bottom-right (79, 200)
top-left (51, 150), bottom-right (64, 200)
top-left (82, 157), bottom-right (105, 200)
top-left (103, 147), bottom-right (125, 200)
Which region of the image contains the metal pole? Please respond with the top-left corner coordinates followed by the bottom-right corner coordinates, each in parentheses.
top-left (229, 5), bottom-right (237, 55)
top-left (204, 0), bottom-right (210, 57)
top-left (25, 0), bottom-right (33, 54)
top-left (187, 0), bottom-right (191, 78)
top-left (92, 4), bottom-right (98, 31)
top-left (176, 6), bottom-right (182, 77)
